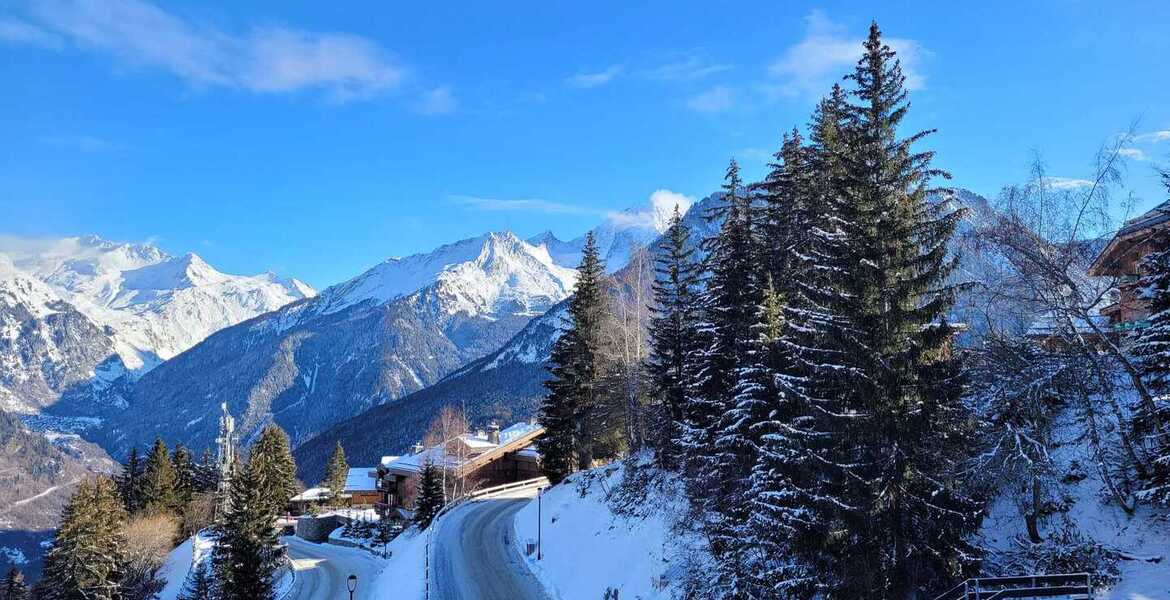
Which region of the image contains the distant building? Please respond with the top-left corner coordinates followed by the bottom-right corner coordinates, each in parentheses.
top-left (345, 467), bottom-right (382, 506)
top-left (1090, 199), bottom-right (1170, 331)
top-left (376, 421), bottom-right (543, 513)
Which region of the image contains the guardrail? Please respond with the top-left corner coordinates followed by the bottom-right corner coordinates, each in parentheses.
top-left (934, 573), bottom-right (1092, 600)
top-left (466, 476), bottom-right (549, 499)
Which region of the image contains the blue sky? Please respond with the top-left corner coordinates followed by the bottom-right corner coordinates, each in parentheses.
top-left (2, 0), bottom-right (1169, 288)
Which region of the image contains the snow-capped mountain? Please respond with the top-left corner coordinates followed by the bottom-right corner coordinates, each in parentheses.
top-left (0, 235), bottom-right (315, 371)
top-left (530, 189), bottom-right (695, 271)
top-left (81, 231), bottom-right (580, 457)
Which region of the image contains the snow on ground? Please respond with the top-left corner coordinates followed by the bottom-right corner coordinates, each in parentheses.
top-left (367, 526), bottom-right (430, 599)
top-left (977, 408), bottom-right (1170, 599)
top-left (512, 459), bottom-right (709, 600)
top-left (158, 531), bottom-right (215, 600)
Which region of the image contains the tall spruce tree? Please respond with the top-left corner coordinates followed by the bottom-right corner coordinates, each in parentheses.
top-left (1133, 225), bottom-right (1170, 506)
top-left (1, 568), bottom-right (27, 600)
top-left (786, 23), bottom-right (978, 597)
top-left (249, 425), bottom-right (299, 516)
top-left (645, 206), bottom-right (703, 467)
top-left (537, 232), bottom-right (610, 481)
top-left (39, 477), bottom-right (127, 600)
top-left (171, 444), bottom-right (196, 508)
top-left (414, 461), bottom-right (445, 530)
top-left (142, 437), bottom-right (178, 515)
top-left (176, 561), bottom-right (214, 600)
top-left (324, 442), bottom-right (349, 503)
top-left (214, 461), bottom-right (283, 600)
top-left (117, 448), bottom-right (144, 515)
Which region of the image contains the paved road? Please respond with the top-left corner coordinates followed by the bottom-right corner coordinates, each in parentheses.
top-left (431, 498), bottom-right (550, 600)
top-left (283, 536), bottom-right (385, 600)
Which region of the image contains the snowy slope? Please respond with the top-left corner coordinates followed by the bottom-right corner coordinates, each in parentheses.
top-left (0, 235), bottom-right (314, 371)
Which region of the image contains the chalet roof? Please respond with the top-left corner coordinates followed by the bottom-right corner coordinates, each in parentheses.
top-left (345, 467), bottom-right (379, 492)
top-left (1118, 199), bottom-right (1170, 238)
top-left (1091, 199), bottom-right (1170, 275)
top-left (382, 421), bottom-right (543, 476)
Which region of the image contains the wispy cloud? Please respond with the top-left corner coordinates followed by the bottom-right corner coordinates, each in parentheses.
top-left (564, 65), bottom-right (623, 89)
top-left (0, 17), bottom-right (63, 48)
top-left (645, 54), bottom-right (732, 82)
top-left (1045, 177), bottom-right (1095, 190)
top-left (1119, 148), bottom-right (1148, 161)
top-left (450, 195), bottom-right (597, 216)
top-left (41, 134), bottom-right (126, 153)
top-left (1134, 130), bottom-right (1170, 144)
top-left (767, 10), bottom-right (927, 97)
top-left (9, 0), bottom-right (407, 102)
top-left (686, 85), bottom-right (735, 113)
top-left (414, 86), bottom-right (457, 115)
top-left (605, 190), bottom-right (695, 231)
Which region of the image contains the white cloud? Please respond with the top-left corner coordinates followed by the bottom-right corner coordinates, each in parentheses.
top-left (605, 190), bottom-right (695, 232)
top-left (767, 10), bottom-right (927, 97)
top-left (1135, 130), bottom-right (1170, 144)
top-left (414, 86), bottom-right (457, 115)
top-left (686, 85), bottom-right (735, 112)
top-left (565, 65), bottom-right (622, 89)
top-left (1119, 148), bottom-right (1148, 161)
top-left (14, 0), bottom-right (406, 101)
top-left (0, 18), bottom-right (63, 48)
top-left (1045, 177), bottom-right (1095, 190)
top-left (41, 134), bottom-right (125, 152)
top-left (646, 55), bottom-right (732, 82)
top-left (450, 195), bottom-right (597, 216)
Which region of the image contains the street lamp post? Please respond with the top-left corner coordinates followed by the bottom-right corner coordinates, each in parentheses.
top-left (537, 487), bottom-right (543, 561)
top-left (347, 574), bottom-right (357, 600)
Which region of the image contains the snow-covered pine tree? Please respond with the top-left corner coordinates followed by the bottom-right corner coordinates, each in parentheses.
top-left (39, 477), bottom-right (127, 600)
top-left (537, 232), bottom-right (610, 481)
top-left (1, 568), bottom-right (28, 600)
top-left (194, 448), bottom-right (219, 494)
top-left (1133, 220), bottom-right (1170, 505)
top-left (324, 442), bottom-right (349, 504)
top-left (176, 560), bottom-right (214, 600)
top-left (142, 437), bottom-right (179, 515)
top-left (117, 447), bottom-right (145, 515)
top-left (214, 460), bottom-right (284, 600)
top-left (249, 425), bottom-right (299, 517)
top-left (680, 160), bottom-right (761, 534)
top-left (414, 461), bottom-right (445, 530)
top-left (645, 206), bottom-right (703, 468)
top-left (808, 22), bottom-right (977, 597)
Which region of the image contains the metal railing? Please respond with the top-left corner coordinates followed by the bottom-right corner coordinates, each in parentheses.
top-left (934, 573), bottom-right (1092, 600)
top-left (466, 476), bottom-right (549, 499)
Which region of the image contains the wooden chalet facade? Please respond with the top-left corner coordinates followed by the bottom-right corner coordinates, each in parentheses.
top-left (1090, 198), bottom-right (1170, 332)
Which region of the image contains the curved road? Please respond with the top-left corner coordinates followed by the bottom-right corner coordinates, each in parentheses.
top-left (431, 498), bottom-right (550, 600)
top-left (283, 536), bottom-right (385, 600)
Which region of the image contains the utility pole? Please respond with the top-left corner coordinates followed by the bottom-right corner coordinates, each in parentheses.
top-left (213, 402), bottom-right (237, 521)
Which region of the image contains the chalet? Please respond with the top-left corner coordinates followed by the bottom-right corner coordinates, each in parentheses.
top-left (345, 467), bottom-right (383, 506)
top-left (1089, 198), bottom-right (1170, 332)
top-left (376, 421), bottom-right (543, 513)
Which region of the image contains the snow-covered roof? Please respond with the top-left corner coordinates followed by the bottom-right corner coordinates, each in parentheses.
top-left (379, 455), bottom-right (400, 467)
top-left (500, 422), bottom-right (540, 444)
top-left (1026, 311), bottom-right (1111, 337)
top-left (345, 468), bottom-right (379, 492)
top-left (382, 421), bottom-right (542, 476)
top-left (290, 487), bottom-right (330, 502)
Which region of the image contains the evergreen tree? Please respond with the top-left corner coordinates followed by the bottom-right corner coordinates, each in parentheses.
top-left (176, 560), bottom-right (214, 600)
top-left (39, 477), bottom-right (127, 600)
top-left (779, 23), bottom-right (978, 597)
top-left (645, 206), bottom-right (703, 468)
top-left (116, 448), bottom-right (144, 515)
top-left (537, 232), bottom-right (610, 482)
top-left (142, 437), bottom-right (178, 515)
top-left (214, 461), bottom-right (283, 600)
top-left (324, 442), bottom-right (349, 503)
top-left (1, 568), bottom-right (27, 600)
top-left (414, 461), bottom-right (445, 530)
top-left (171, 444), bottom-right (196, 508)
top-left (1134, 226), bottom-right (1170, 506)
top-left (249, 425), bottom-right (299, 516)
top-left (194, 449), bottom-right (219, 493)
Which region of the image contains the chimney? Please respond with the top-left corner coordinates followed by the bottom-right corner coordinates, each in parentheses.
top-left (411, 442), bottom-right (424, 455)
top-left (488, 421), bottom-right (501, 445)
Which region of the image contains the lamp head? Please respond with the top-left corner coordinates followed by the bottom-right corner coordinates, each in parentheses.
top-left (347, 574), bottom-right (357, 592)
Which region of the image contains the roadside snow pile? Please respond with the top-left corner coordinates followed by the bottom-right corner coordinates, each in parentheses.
top-left (367, 526), bottom-right (430, 599)
top-left (512, 458), bottom-right (711, 599)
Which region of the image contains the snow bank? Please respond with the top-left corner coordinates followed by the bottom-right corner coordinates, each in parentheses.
top-left (367, 527), bottom-right (430, 599)
top-left (512, 460), bottom-right (708, 599)
top-left (157, 531), bottom-right (215, 600)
